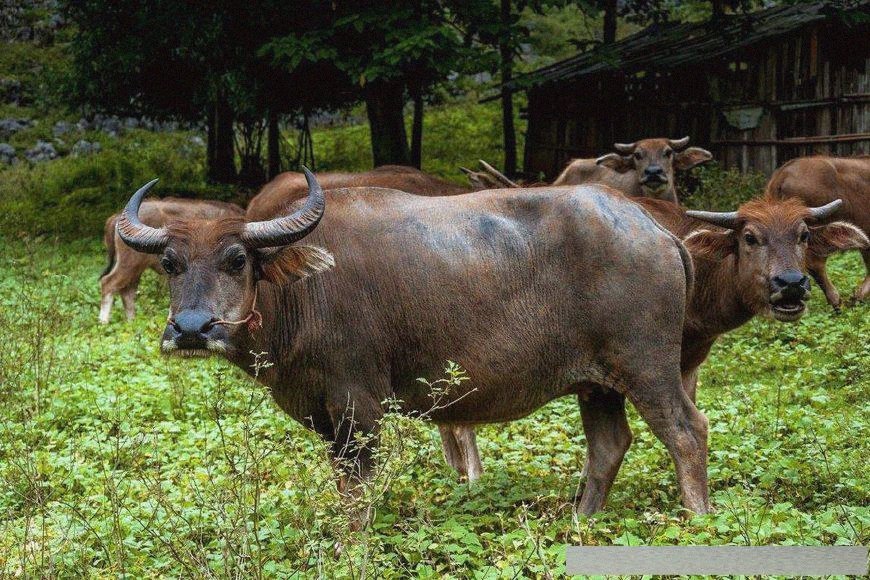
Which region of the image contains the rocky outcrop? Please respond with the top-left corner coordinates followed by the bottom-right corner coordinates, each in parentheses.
top-left (24, 140), bottom-right (57, 162)
top-left (0, 143), bottom-right (16, 165)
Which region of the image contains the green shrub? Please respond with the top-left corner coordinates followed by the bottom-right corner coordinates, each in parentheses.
top-left (683, 163), bottom-right (769, 211)
top-left (0, 131), bottom-right (233, 238)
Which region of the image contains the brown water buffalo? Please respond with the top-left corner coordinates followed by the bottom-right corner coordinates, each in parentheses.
top-left (247, 165), bottom-right (469, 220)
top-left (765, 155), bottom-right (870, 308)
top-left (116, 171), bottom-right (710, 516)
top-left (465, 137), bottom-right (712, 204)
top-left (441, 194), bottom-right (868, 482)
top-left (100, 198), bottom-right (244, 324)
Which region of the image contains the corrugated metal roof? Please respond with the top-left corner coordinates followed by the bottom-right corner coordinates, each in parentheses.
top-left (500, 0), bottom-right (869, 94)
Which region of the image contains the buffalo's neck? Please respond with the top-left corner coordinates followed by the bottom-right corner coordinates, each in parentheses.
top-left (224, 282), bottom-right (301, 385)
top-left (686, 255), bottom-right (755, 344)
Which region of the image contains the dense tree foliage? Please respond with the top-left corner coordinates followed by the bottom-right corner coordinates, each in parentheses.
top-left (64, 0), bottom-right (776, 184)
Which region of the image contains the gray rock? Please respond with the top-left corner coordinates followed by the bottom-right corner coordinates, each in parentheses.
top-left (123, 117), bottom-right (139, 129)
top-left (52, 120), bottom-right (74, 137)
top-left (71, 139), bottom-right (101, 156)
top-left (0, 143), bottom-right (17, 165)
top-left (25, 140), bottom-right (58, 163)
top-left (188, 135), bottom-right (205, 147)
top-left (0, 118), bottom-right (32, 138)
top-left (97, 115), bottom-right (122, 137)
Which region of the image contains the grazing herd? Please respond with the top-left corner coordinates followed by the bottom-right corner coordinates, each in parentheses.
top-left (102, 139), bottom-right (869, 519)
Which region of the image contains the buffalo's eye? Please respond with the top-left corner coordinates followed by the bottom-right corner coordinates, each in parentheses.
top-left (799, 230), bottom-right (810, 243)
top-left (161, 257), bottom-right (177, 275)
top-left (743, 233), bottom-right (759, 246)
top-left (664, 148), bottom-right (672, 158)
top-left (633, 151), bottom-right (643, 160)
top-left (230, 254), bottom-right (247, 271)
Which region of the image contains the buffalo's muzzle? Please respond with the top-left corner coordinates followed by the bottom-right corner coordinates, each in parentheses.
top-left (769, 269), bottom-right (810, 322)
top-left (642, 165), bottom-right (667, 185)
top-left (162, 309), bottom-right (227, 355)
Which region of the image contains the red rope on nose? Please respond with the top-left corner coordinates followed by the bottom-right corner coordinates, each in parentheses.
top-left (213, 285), bottom-right (262, 333)
top-left (167, 285), bottom-right (263, 334)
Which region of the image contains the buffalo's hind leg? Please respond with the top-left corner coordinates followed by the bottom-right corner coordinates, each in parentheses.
top-left (807, 253), bottom-right (841, 310)
top-left (576, 388), bottom-right (633, 514)
top-left (121, 281), bottom-right (139, 320)
top-left (627, 381), bottom-right (709, 514)
top-left (856, 249), bottom-right (870, 303)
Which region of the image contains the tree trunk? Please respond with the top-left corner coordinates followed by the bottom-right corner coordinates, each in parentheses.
top-left (410, 81), bottom-right (424, 169)
top-left (364, 79), bottom-right (411, 167)
top-left (603, 0), bottom-right (617, 44)
top-left (267, 110), bottom-right (281, 179)
top-left (208, 95), bottom-right (236, 184)
top-left (711, 0), bottom-right (725, 19)
top-left (500, 0), bottom-right (517, 177)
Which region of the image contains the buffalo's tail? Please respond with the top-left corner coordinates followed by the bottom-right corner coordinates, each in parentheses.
top-left (100, 214), bottom-right (118, 279)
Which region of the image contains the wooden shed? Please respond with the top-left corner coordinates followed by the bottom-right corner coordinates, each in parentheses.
top-left (507, 1), bottom-right (869, 178)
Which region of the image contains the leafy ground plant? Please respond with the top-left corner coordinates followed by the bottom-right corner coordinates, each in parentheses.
top-left (0, 235), bottom-right (866, 577)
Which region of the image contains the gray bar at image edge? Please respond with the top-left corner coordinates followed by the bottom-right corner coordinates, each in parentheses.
top-left (566, 546), bottom-right (868, 576)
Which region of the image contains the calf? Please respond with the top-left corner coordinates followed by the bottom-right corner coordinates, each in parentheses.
top-left (765, 155), bottom-right (870, 308)
top-left (465, 137), bottom-right (712, 203)
top-left (100, 198), bottom-right (243, 323)
top-left (116, 172), bottom-right (708, 515)
top-left (441, 194), bottom-right (868, 482)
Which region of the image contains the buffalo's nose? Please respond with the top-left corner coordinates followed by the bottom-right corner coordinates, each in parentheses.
top-left (170, 310), bottom-right (215, 345)
top-left (644, 164), bottom-right (665, 177)
top-left (772, 270), bottom-right (810, 298)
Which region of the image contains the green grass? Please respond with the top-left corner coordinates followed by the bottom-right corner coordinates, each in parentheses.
top-left (0, 236), bottom-right (867, 577)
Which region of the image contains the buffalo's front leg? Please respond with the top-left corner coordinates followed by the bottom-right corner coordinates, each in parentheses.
top-left (438, 424), bottom-right (483, 482)
top-left (326, 390), bottom-right (383, 529)
top-left (576, 389), bottom-right (633, 514)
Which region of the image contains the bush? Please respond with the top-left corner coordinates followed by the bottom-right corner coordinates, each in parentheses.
top-left (682, 163), bottom-right (769, 211)
top-left (0, 131), bottom-right (234, 239)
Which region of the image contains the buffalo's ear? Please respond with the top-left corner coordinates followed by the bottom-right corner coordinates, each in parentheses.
top-left (808, 221), bottom-right (869, 257)
top-left (596, 153), bottom-right (634, 174)
top-left (674, 147), bottom-right (713, 171)
top-left (257, 245), bottom-right (335, 285)
top-left (682, 228), bottom-right (737, 260)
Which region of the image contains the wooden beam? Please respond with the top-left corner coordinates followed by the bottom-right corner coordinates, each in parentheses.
top-left (711, 133), bottom-right (870, 146)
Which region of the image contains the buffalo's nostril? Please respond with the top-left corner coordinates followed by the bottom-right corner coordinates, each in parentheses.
top-left (172, 310), bottom-right (215, 342)
top-left (773, 270), bottom-right (807, 290)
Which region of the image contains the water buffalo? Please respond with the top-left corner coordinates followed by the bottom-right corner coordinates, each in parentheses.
top-left (441, 194), bottom-right (868, 482)
top-left (116, 170), bottom-right (709, 516)
top-left (464, 137), bottom-right (712, 203)
top-left (765, 155), bottom-right (870, 308)
top-left (247, 165), bottom-right (469, 220)
top-left (100, 198), bottom-right (244, 324)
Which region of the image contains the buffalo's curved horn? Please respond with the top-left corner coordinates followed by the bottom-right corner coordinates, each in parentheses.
top-left (807, 199), bottom-right (843, 221)
top-left (116, 179), bottom-right (168, 254)
top-left (613, 142), bottom-right (637, 154)
top-left (242, 166), bottom-right (325, 248)
top-left (668, 136), bottom-right (691, 150)
top-left (459, 166), bottom-right (474, 176)
top-left (685, 209), bottom-right (741, 229)
top-left (478, 159), bottom-right (519, 188)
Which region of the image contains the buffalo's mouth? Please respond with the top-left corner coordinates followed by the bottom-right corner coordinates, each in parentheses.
top-left (161, 337), bottom-right (228, 358)
top-left (641, 175), bottom-right (668, 189)
top-left (769, 296), bottom-right (807, 322)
